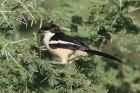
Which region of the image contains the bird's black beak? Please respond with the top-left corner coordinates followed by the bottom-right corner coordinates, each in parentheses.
top-left (38, 28), bottom-right (44, 33)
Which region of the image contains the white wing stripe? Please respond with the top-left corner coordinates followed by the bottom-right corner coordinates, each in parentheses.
top-left (49, 40), bottom-right (81, 46)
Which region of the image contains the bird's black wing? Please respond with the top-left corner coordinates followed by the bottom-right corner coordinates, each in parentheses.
top-left (49, 29), bottom-right (89, 50)
top-left (49, 29), bottom-right (122, 63)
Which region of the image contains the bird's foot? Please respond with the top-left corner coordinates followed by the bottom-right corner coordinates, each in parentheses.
top-left (39, 46), bottom-right (47, 50)
top-left (62, 61), bottom-right (72, 70)
top-left (50, 61), bottom-right (72, 70)
top-left (62, 64), bottom-right (70, 70)
top-left (50, 62), bottom-right (67, 71)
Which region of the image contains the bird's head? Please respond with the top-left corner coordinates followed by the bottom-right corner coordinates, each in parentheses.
top-left (38, 23), bottom-right (60, 34)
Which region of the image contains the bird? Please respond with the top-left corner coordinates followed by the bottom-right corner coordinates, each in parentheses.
top-left (38, 23), bottom-right (122, 68)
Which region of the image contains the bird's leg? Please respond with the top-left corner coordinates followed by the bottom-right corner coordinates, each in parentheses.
top-left (62, 60), bottom-right (72, 70)
top-left (50, 60), bottom-right (72, 69)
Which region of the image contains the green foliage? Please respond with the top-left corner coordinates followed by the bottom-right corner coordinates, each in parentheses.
top-left (0, 0), bottom-right (140, 93)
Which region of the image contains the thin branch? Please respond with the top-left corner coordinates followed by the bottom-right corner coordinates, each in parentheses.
top-left (129, 7), bottom-right (140, 12)
top-left (60, 27), bottom-right (71, 32)
top-left (0, 20), bottom-right (4, 26)
top-left (31, 20), bottom-right (33, 27)
top-left (5, 51), bottom-right (9, 61)
top-left (29, 71), bottom-right (34, 81)
top-left (9, 16), bottom-right (27, 25)
top-left (28, 4), bottom-right (34, 9)
top-left (120, 0), bottom-right (122, 12)
top-left (0, 10), bottom-right (11, 26)
top-left (24, 86), bottom-right (28, 93)
top-left (21, 11), bottom-right (29, 13)
top-left (33, 0), bottom-right (37, 7)
top-left (0, 11), bottom-right (15, 13)
top-left (24, 6), bottom-right (37, 23)
top-left (40, 76), bottom-right (49, 83)
top-left (17, 9), bottom-right (27, 23)
top-left (29, 71), bottom-right (38, 81)
top-left (1, 0), bottom-right (6, 5)
top-left (5, 38), bottom-right (29, 46)
top-left (17, 0), bottom-right (23, 3)
top-left (39, 19), bottom-right (42, 28)
top-left (98, 35), bottom-right (105, 38)
top-left (6, 50), bottom-right (19, 66)
top-left (21, 11), bottom-right (39, 13)
top-left (110, 37), bottom-right (113, 43)
top-left (40, 49), bottom-right (47, 50)
top-left (26, 23), bottom-right (28, 29)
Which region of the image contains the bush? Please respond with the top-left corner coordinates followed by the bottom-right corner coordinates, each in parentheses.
top-left (0, 0), bottom-right (140, 93)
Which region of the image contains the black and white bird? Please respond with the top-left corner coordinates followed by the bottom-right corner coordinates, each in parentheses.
top-left (38, 23), bottom-right (122, 68)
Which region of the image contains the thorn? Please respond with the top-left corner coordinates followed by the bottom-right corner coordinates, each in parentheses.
top-left (24, 6), bottom-right (37, 23)
top-left (9, 16), bottom-right (27, 25)
top-left (39, 19), bottom-right (42, 28)
top-left (1, 10), bottom-right (11, 27)
top-left (60, 27), bottom-right (71, 32)
top-left (6, 50), bottom-right (19, 66)
top-left (31, 20), bottom-right (33, 27)
top-left (40, 76), bottom-right (49, 83)
top-left (1, 0), bottom-right (6, 5)
top-left (5, 38), bottom-right (29, 46)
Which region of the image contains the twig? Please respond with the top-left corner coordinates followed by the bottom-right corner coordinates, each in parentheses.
top-left (120, 0), bottom-right (122, 12)
top-left (17, 0), bottom-right (23, 3)
top-left (40, 19), bottom-right (42, 28)
top-left (29, 71), bottom-right (34, 81)
top-left (9, 16), bottom-right (27, 25)
top-left (29, 71), bottom-right (38, 81)
top-left (129, 7), bottom-right (140, 12)
top-left (5, 51), bottom-right (9, 61)
top-left (40, 76), bottom-right (49, 83)
top-left (0, 11), bottom-right (15, 13)
top-left (17, 9), bottom-right (27, 23)
top-left (28, 4), bottom-right (34, 9)
top-left (26, 23), bottom-right (28, 29)
top-left (0, 10), bottom-right (11, 27)
top-left (31, 20), bottom-right (33, 27)
top-left (0, 20), bottom-right (4, 25)
top-left (21, 11), bottom-right (39, 13)
top-left (24, 86), bottom-right (28, 93)
top-left (110, 37), bottom-right (113, 43)
top-left (5, 38), bottom-right (29, 46)
top-left (10, 38), bottom-right (29, 44)
top-left (33, 0), bottom-right (37, 7)
top-left (24, 6), bottom-right (37, 23)
top-left (1, 0), bottom-right (6, 5)
top-left (60, 27), bottom-right (71, 31)
top-left (98, 35), bottom-right (105, 38)
top-left (21, 11), bottom-right (29, 13)
top-left (6, 50), bottom-right (19, 66)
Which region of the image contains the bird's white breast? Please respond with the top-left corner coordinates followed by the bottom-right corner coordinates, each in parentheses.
top-left (43, 32), bottom-right (55, 50)
top-left (43, 32), bottom-right (73, 60)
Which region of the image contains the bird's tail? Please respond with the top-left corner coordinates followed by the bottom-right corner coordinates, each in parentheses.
top-left (84, 50), bottom-right (122, 63)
